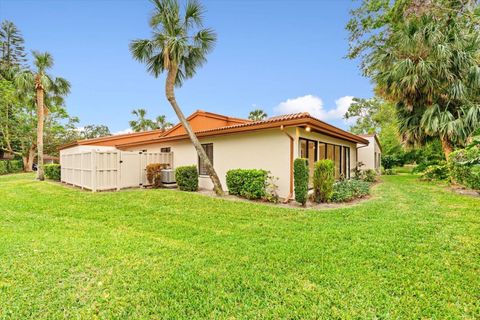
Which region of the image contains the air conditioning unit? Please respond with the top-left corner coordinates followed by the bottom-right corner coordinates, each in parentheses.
top-left (161, 169), bottom-right (176, 184)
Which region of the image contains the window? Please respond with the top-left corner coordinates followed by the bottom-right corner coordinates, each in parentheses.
top-left (198, 143), bottom-right (213, 176)
top-left (161, 147), bottom-right (171, 153)
top-left (344, 146), bottom-right (350, 178)
top-left (299, 138), bottom-right (317, 180)
top-left (318, 143), bottom-right (326, 160)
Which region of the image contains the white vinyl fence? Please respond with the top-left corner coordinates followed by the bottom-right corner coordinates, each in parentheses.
top-left (61, 150), bottom-right (173, 191)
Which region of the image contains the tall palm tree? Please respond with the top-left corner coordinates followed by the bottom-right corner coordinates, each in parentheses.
top-left (248, 109), bottom-right (267, 121)
top-left (130, 0), bottom-right (223, 195)
top-left (16, 52), bottom-right (70, 180)
top-left (129, 108), bottom-right (155, 132)
top-left (154, 115), bottom-right (173, 131)
top-left (369, 10), bottom-right (480, 158)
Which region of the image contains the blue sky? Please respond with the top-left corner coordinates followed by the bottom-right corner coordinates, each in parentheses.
top-left (1, 0), bottom-right (373, 133)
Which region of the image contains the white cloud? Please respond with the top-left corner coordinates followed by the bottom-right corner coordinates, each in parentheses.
top-left (273, 94), bottom-right (355, 123)
top-left (113, 128), bottom-right (133, 135)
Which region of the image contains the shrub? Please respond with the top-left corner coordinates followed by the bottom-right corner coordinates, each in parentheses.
top-left (226, 169), bottom-right (268, 200)
top-left (265, 175), bottom-right (280, 203)
top-left (44, 164), bottom-right (61, 181)
top-left (175, 165), bottom-right (198, 191)
top-left (146, 163), bottom-right (168, 188)
top-left (353, 162), bottom-right (365, 180)
top-left (381, 155), bottom-right (397, 169)
top-left (420, 164), bottom-right (448, 181)
top-left (313, 159), bottom-right (335, 203)
top-left (383, 168), bottom-right (396, 175)
top-left (363, 169), bottom-right (377, 182)
top-left (332, 179), bottom-right (370, 202)
top-left (0, 160), bottom-right (23, 175)
top-left (412, 160), bottom-right (442, 174)
top-left (293, 158), bottom-right (309, 205)
top-left (467, 166), bottom-right (480, 190)
top-left (448, 144), bottom-right (480, 190)
top-left (0, 161), bottom-right (7, 175)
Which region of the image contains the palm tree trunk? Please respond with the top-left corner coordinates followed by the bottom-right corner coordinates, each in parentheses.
top-left (440, 137), bottom-right (453, 160)
top-left (36, 83), bottom-right (45, 181)
top-left (165, 64), bottom-right (224, 195)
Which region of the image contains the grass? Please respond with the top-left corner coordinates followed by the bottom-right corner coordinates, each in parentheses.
top-left (0, 173), bottom-right (479, 319)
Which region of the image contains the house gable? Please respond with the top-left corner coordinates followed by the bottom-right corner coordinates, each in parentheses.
top-left (163, 110), bottom-right (250, 137)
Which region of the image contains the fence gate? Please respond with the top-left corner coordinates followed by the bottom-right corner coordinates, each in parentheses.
top-left (119, 152), bottom-right (142, 189)
top-left (61, 150), bottom-right (173, 191)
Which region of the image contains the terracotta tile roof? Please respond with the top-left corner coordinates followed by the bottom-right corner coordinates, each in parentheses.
top-left (116, 112), bottom-right (369, 148)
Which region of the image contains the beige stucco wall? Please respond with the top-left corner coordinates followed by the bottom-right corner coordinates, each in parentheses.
top-left (286, 127), bottom-right (359, 177)
top-left (357, 136), bottom-right (381, 171)
top-left (122, 129), bottom-right (292, 198)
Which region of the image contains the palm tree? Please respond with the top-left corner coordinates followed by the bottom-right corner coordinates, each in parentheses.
top-left (129, 108), bottom-right (155, 132)
top-left (130, 0), bottom-right (223, 195)
top-left (15, 52), bottom-right (70, 180)
top-left (154, 115), bottom-right (173, 131)
top-left (248, 109), bottom-right (267, 121)
top-left (368, 10), bottom-right (480, 158)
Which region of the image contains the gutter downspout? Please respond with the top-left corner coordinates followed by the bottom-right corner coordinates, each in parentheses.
top-left (280, 125), bottom-right (294, 203)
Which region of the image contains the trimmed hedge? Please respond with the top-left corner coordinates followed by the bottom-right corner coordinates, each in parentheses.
top-left (226, 169), bottom-right (268, 200)
top-left (175, 165), bottom-right (198, 191)
top-left (0, 160), bottom-right (23, 175)
top-left (332, 179), bottom-right (370, 202)
top-left (44, 164), bottom-right (61, 181)
top-left (313, 159), bottom-right (335, 203)
top-left (293, 158), bottom-right (309, 205)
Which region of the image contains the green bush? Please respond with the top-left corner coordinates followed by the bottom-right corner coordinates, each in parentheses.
top-left (0, 160), bottom-right (23, 175)
top-left (467, 166), bottom-right (480, 190)
top-left (412, 160), bottom-right (442, 174)
top-left (383, 168), bottom-right (396, 175)
top-left (0, 161), bottom-right (7, 175)
top-left (448, 145), bottom-right (480, 190)
top-left (226, 169), bottom-right (268, 200)
top-left (420, 164), bottom-right (448, 181)
top-left (363, 169), bottom-right (377, 182)
top-left (175, 165), bottom-right (198, 191)
top-left (381, 155), bottom-right (397, 169)
top-left (44, 164), bottom-right (61, 181)
top-left (293, 158), bottom-right (309, 205)
top-left (332, 179), bottom-right (371, 202)
top-left (313, 159), bottom-right (335, 203)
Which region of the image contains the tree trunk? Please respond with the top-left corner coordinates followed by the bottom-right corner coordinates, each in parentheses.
top-left (36, 82), bottom-right (45, 181)
top-left (22, 146), bottom-right (35, 172)
top-left (165, 64), bottom-right (224, 196)
top-left (441, 137), bottom-right (453, 160)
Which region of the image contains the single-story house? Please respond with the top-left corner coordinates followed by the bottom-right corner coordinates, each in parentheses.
top-left (0, 150), bottom-right (15, 160)
top-left (60, 110), bottom-right (374, 198)
top-left (357, 134), bottom-right (382, 173)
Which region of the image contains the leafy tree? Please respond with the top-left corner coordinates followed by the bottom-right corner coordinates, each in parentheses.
top-left (0, 20), bottom-right (27, 71)
top-left (130, 0), bottom-right (223, 195)
top-left (129, 108), bottom-right (155, 132)
top-left (347, 0), bottom-right (480, 158)
top-left (81, 124), bottom-right (111, 139)
top-left (345, 97), bottom-right (403, 156)
top-left (15, 52), bottom-right (70, 180)
top-left (248, 109), bottom-right (268, 121)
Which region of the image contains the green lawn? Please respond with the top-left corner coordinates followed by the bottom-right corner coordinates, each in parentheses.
top-left (0, 174), bottom-right (479, 319)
